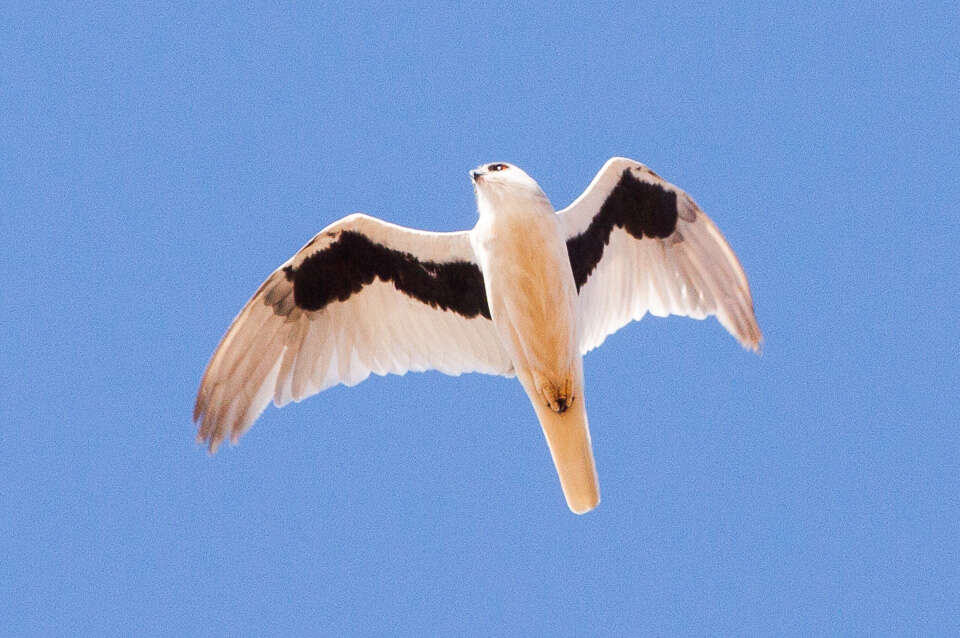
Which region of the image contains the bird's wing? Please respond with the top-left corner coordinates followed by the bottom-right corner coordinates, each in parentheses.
top-left (194, 213), bottom-right (513, 451)
top-left (559, 157), bottom-right (762, 354)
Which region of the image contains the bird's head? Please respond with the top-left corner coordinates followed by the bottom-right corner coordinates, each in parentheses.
top-left (470, 162), bottom-right (551, 214)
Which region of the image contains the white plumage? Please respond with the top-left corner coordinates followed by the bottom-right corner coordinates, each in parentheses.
top-left (561, 158), bottom-right (762, 353)
top-left (194, 157), bottom-right (761, 514)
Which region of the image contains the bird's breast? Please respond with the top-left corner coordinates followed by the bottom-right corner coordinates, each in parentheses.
top-left (471, 210), bottom-right (580, 376)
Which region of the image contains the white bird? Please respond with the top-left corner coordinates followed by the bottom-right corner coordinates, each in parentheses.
top-left (194, 157), bottom-right (761, 514)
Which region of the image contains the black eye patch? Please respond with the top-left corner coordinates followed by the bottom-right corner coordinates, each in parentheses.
top-left (488, 163), bottom-right (508, 172)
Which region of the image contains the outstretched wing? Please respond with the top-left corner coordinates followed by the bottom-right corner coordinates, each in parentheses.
top-left (560, 157), bottom-right (762, 354)
top-left (194, 213), bottom-right (513, 451)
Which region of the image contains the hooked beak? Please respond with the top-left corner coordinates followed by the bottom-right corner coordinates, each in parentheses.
top-left (470, 169), bottom-right (485, 183)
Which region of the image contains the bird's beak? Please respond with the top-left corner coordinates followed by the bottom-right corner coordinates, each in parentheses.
top-left (470, 169), bottom-right (485, 183)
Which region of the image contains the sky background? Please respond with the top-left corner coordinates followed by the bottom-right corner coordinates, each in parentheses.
top-left (2, 2), bottom-right (958, 636)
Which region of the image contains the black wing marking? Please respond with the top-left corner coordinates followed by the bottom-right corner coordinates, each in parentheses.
top-left (565, 168), bottom-right (679, 291)
top-left (279, 230), bottom-right (491, 319)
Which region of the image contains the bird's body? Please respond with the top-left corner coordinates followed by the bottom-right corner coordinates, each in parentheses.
top-left (472, 171), bottom-right (578, 409)
top-left (471, 166), bottom-right (598, 511)
top-left (194, 158), bottom-right (762, 514)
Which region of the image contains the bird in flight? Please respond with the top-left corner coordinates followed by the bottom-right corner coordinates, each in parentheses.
top-left (194, 157), bottom-right (761, 514)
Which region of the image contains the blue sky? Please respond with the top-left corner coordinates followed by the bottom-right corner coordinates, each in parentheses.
top-left (2, 2), bottom-right (957, 635)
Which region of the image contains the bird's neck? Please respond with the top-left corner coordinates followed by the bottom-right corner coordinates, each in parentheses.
top-left (476, 188), bottom-right (554, 223)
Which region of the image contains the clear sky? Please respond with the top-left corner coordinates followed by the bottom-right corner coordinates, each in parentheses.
top-left (2, 2), bottom-right (957, 636)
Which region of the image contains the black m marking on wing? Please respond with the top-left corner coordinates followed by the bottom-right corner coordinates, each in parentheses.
top-left (280, 230), bottom-right (492, 319)
top-left (566, 168), bottom-right (679, 292)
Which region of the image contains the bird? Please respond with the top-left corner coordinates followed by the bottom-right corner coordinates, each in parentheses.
top-left (194, 157), bottom-right (762, 514)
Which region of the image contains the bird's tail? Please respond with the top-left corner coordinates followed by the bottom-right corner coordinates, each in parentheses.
top-left (527, 381), bottom-right (600, 515)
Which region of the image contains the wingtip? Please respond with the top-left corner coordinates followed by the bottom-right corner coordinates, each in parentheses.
top-left (741, 334), bottom-right (763, 354)
top-left (195, 431), bottom-right (216, 455)
top-left (194, 419), bottom-right (226, 455)
top-left (206, 436), bottom-right (223, 455)
top-left (744, 325), bottom-right (764, 354)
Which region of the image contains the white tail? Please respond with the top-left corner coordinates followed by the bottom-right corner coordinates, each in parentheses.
top-left (526, 382), bottom-right (600, 514)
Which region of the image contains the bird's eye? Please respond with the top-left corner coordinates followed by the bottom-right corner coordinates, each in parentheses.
top-left (488, 163), bottom-right (508, 172)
